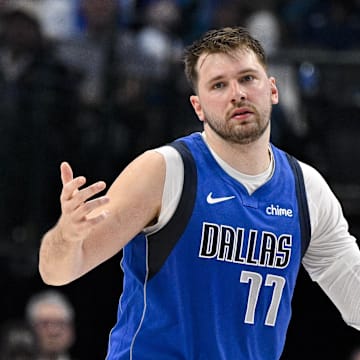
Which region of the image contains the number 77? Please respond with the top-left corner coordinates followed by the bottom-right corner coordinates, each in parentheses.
top-left (240, 271), bottom-right (286, 326)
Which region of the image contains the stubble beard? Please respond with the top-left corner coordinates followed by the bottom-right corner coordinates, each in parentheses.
top-left (203, 102), bottom-right (272, 145)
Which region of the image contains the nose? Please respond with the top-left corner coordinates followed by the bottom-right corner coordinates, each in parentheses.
top-left (230, 82), bottom-right (246, 103)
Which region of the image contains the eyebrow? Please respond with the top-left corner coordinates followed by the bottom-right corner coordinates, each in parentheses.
top-left (206, 68), bottom-right (260, 85)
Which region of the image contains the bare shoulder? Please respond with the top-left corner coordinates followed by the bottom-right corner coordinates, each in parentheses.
top-left (124, 149), bottom-right (166, 175)
top-left (110, 150), bottom-right (166, 191)
top-left (106, 150), bottom-right (166, 225)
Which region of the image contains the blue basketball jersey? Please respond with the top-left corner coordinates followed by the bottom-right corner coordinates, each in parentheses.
top-left (106, 132), bottom-right (310, 359)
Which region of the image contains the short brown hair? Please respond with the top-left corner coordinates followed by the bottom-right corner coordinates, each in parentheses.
top-left (184, 26), bottom-right (267, 92)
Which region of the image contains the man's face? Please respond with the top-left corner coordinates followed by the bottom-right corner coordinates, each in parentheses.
top-left (32, 303), bottom-right (74, 355)
top-left (190, 49), bottom-right (278, 145)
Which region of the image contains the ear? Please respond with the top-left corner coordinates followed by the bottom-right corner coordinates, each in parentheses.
top-left (269, 77), bottom-right (279, 105)
top-left (190, 95), bottom-right (205, 122)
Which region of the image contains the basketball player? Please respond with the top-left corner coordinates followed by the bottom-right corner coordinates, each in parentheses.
top-left (39, 27), bottom-right (360, 359)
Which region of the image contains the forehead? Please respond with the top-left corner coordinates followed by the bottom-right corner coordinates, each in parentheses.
top-left (34, 303), bottom-right (68, 320)
top-left (197, 49), bottom-right (265, 81)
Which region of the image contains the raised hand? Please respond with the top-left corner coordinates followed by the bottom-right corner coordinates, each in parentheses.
top-left (58, 162), bottom-right (110, 243)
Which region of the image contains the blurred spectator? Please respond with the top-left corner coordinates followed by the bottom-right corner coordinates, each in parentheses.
top-left (280, 0), bottom-right (360, 49)
top-left (76, 0), bottom-right (137, 30)
top-left (246, 8), bottom-right (281, 56)
top-left (56, 0), bottom-right (134, 108)
top-left (306, 0), bottom-right (360, 49)
top-left (136, 0), bottom-right (183, 80)
top-left (0, 2), bottom-right (78, 276)
top-left (55, 0), bottom-right (146, 182)
top-left (1, 0), bottom-right (78, 41)
top-left (135, 0), bottom-right (196, 141)
top-left (210, 1), bottom-right (252, 30)
top-left (26, 290), bottom-right (76, 360)
top-left (55, 0), bottom-right (189, 182)
top-left (36, 0), bottom-right (78, 41)
top-left (0, 320), bottom-right (38, 360)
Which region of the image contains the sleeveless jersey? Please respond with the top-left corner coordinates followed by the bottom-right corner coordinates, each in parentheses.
top-left (106, 132), bottom-right (310, 360)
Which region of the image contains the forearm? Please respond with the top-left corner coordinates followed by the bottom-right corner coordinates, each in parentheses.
top-left (303, 245), bottom-right (360, 330)
top-left (38, 223), bottom-right (85, 286)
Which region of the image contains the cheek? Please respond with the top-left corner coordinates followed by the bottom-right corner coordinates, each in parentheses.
top-left (194, 91), bottom-right (229, 120)
top-left (203, 94), bottom-right (226, 111)
top-left (256, 86), bottom-right (277, 106)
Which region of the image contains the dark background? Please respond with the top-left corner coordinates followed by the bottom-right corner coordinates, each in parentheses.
top-left (1, 0), bottom-right (360, 358)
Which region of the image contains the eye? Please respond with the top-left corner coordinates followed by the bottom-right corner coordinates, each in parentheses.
top-left (241, 75), bottom-right (255, 83)
top-left (212, 82), bottom-right (226, 89)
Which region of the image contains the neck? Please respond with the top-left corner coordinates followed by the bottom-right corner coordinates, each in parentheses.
top-left (203, 128), bottom-right (271, 175)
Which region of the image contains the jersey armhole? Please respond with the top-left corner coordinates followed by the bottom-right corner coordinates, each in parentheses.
top-left (286, 153), bottom-right (312, 257)
top-left (147, 140), bottom-right (197, 279)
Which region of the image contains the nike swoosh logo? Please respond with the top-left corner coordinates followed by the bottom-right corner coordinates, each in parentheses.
top-left (206, 192), bottom-right (236, 204)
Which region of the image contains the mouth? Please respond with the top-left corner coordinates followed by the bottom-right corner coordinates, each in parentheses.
top-left (230, 107), bottom-right (254, 120)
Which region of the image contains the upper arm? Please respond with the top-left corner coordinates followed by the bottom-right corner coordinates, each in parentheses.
top-left (81, 150), bottom-right (166, 271)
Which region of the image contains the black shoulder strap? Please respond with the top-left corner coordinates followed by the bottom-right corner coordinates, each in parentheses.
top-left (285, 153), bottom-right (311, 257)
top-left (147, 140), bottom-right (197, 280)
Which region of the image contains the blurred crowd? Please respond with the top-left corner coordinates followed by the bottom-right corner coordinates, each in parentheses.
top-left (0, 0), bottom-right (359, 358)
top-left (0, 289), bottom-right (75, 359)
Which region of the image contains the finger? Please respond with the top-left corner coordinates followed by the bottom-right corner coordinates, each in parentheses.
top-left (61, 176), bottom-right (87, 204)
top-left (86, 210), bottom-right (110, 226)
top-left (77, 196), bottom-right (110, 217)
top-left (61, 180), bottom-right (106, 212)
top-left (75, 181), bottom-right (107, 204)
top-left (60, 162), bottom-right (74, 185)
top-left (71, 210), bottom-right (110, 229)
top-left (71, 201), bottom-right (110, 226)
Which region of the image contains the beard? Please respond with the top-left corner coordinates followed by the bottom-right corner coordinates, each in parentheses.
top-left (203, 101), bottom-right (272, 145)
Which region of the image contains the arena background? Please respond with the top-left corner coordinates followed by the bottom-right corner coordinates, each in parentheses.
top-left (0, 0), bottom-right (360, 358)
